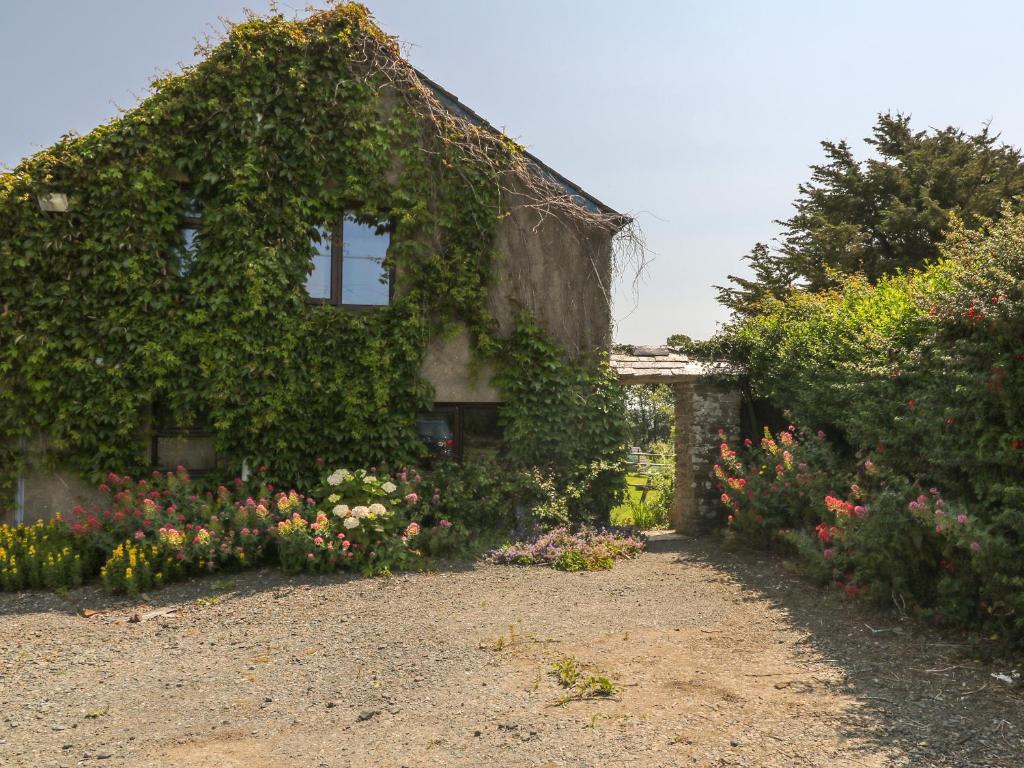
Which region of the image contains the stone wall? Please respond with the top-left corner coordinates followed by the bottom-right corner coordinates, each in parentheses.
top-left (672, 380), bottom-right (742, 533)
top-left (0, 435), bottom-right (105, 526)
top-left (490, 182), bottom-right (615, 359)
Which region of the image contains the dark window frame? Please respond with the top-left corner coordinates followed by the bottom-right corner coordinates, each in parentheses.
top-left (308, 214), bottom-right (395, 308)
top-left (424, 402), bottom-right (503, 462)
top-left (150, 402), bottom-right (218, 476)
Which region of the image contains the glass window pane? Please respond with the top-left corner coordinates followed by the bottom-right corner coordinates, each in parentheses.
top-left (462, 405), bottom-right (503, 462)
top-left (415, 412), bottom-right (455, 459)
top-left (155, 435), bottom-right (217, 473)
top-left (305, 226), bottom-right (333, 300)
top-left (175, 226), bottom-right (200, 275)
top-left (342, 216), bottom-right (390, 305)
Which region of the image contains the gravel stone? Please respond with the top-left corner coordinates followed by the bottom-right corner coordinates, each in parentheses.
top-left (1, 537), bottom-right (1022, 766)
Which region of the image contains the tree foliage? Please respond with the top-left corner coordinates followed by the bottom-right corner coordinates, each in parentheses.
top-left (623, 384), bottom-right (673, 450)
top-left (717, 112), bottom-right (1024, 316)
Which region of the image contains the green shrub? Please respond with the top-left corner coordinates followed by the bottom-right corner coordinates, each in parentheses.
top-left (701, 210), bottom-right (1024, 648)
top-left (715, 425), bottom-right (844, 546)
top-left (0, 518), bottom-right (84, 591)
top-left (100, 539), bottom-right (183, 595)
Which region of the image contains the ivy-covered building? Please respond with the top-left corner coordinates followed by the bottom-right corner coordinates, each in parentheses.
top-left (0, 5), bottom-right (629, 524)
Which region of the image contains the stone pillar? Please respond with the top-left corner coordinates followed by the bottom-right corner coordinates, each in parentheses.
top-left (671, 380), bottom-right (697, 533)
top-left (671, 379), bottom-right (742, 534)
top-left (691, 382), bottom-right (742, 528)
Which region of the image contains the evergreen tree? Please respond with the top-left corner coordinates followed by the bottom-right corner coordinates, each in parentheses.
top-left (720, 112), bottom-right (1024, 308)
top-left (714, 242), bottom-right (798, 317)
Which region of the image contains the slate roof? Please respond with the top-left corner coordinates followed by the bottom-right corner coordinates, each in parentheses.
top-left (610, 346), bottom-right (730, 382)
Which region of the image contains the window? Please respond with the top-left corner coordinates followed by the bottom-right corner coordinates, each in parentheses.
top-left (151, 401), bottom-right (217, 474)
top-left (174, 197), bottom-right (202, 275)
top-left (415, 404), bottom-right (503, 461)
top-left (305, 214), bottom-right (392, 306)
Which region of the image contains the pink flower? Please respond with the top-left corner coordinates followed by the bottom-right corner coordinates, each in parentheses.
top-left (957, 514), bottom-right (968, 524)
top-left (970, 541), bottom-right (981, 552)
top-left (935, 524), bottom-right (944, 534)
top-left (823, 548), bottom-right (835, 560)
top-left (134, 530), bottom-right (145, 540)
top-left (98, 483), bottom-right (111, 494)
top-left (307, 552), bottom-right (315, 560)
top-left (405, 493), bottom-right (419, 504)
top-left (314, 536), bottom-right (324, 546)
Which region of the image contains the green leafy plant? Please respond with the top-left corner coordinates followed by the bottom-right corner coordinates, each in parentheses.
top-left (0, 518), bottom-right (85, 591)
top-left (0, 4), bottom-right (627, 519)
top-left (550, 656), bottom-right (620, 704)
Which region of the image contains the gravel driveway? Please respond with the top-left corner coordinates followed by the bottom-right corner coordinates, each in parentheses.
top-left (1, 535), bottom-right (1022, 767)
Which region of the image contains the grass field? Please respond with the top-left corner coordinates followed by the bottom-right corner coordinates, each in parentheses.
top-left (610, 473), bottom-right (666, 527)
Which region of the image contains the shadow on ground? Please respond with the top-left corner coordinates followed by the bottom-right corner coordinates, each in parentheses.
top-left (655, 534), bottom-right (1024, 768)
top-left (0, 557), bottom-right (484, 619)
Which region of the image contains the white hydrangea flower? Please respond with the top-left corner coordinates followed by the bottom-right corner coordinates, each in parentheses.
top-left (368, 503), bottom-right (387, 517)
top-left (352, 505), bottom-right (370, 518)
top-left (332, 504), bottom-right (350, 517)
top-left (364, 475), bottom-right (377, 484)
top-left (381, 481), bottom-right (397, 494)
top-left (327, 469), bottom-right (345, 486)
top-left (343, 516), bottom-right (360, 529)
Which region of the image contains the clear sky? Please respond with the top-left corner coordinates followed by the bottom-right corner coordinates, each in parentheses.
top-left (5, 0), bottom-right (1024, 343)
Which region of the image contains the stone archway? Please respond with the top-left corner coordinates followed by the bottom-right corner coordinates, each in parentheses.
top-left (610, 347), bottom-right (740, 533)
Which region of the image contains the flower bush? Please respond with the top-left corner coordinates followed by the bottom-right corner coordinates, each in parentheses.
top-left (0, 462), bottom-right (438, 594)
top-left (275, 468), bottom-right (422, 576)
top-left (486, 526), bottom-right (646, 571)
top-left (1, 456), bottom-right (643, 595)
top-left (715, 424), bottom-right (1024, 648)
top-left (100, 540), bottom-right (184, 596)
top-left (714, 425), bottom-right (842, 546)
top-left (698, 211), bottom-right (1024, 649)
top-left (0, 518), bottom-right (84, 591)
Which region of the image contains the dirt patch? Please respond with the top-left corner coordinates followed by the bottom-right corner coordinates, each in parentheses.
top-left (1, 537), bottom-right (1021, 766)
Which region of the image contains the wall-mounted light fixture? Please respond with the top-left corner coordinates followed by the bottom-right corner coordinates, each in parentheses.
top-left (37, 192), bottom-right (69, 212)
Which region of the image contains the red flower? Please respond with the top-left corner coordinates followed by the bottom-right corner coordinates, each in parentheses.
top-left (907, 399), bottom-right (917, 411)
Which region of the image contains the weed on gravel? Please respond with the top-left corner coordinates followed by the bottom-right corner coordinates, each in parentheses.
top-left (550, 655), bottom-right (621, 705)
